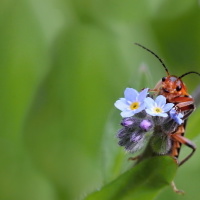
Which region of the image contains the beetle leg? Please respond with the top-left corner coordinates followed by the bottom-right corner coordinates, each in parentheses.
top-left (171, 181), bottom-right (184, 195)
top-left (128, 155), bottom-right (141, 161)
top-left (170, 133), bottom-right (196, 166)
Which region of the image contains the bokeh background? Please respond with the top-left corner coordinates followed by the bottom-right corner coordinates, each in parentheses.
top-left (1, 0), bottom-right (200, 200)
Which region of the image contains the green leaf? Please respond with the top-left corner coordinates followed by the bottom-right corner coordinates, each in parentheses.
top-left (85, 156), bottom-right (177, 200)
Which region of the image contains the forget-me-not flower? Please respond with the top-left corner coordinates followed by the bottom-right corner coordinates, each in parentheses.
top-left (170, 109), bottom-right (184, 125)
top-left (144, 95), bottom-right (174, 117)
top-left (114, 88), bottom-right (148, 118)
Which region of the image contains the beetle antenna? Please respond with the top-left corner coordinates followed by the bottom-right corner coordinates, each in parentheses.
top-left (135, 43), bottom-right (170, 76)
top-left (179, 71), bottom-right (200, 79)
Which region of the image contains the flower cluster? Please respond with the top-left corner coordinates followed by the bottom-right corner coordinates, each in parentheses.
top-left (114, 88), bottom-right (184, 154)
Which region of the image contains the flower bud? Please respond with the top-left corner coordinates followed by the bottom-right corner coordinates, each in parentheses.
top-left (121, 117), bottom-right (135, 127)
top-left (139, 119), bottom-right (153, 132)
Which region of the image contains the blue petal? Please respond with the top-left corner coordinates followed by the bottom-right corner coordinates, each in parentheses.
top-left (170, 109), bottom-right (176, 115)
top-left (163, 103), bottom-right (174, 112)
top-left (145, 108), bottom-right (168, 117)
top-left (119, 98), bottom-right (129, 105)
top-left (114, 99), bottom-right (128, 111)
top-left (137, 88), bottom-right (149, 102)
top-left (155, 95), bottom-right (166, 107)
top-left (135, 102), bottom-right (146, 113)
top-left (145, 108), bottom-right (156, 116)
top-left (176, 118), bottom-right (183, 125)
top-left (157, 112), bottom-right (168, 117)
top-left (178, 113), bottom-right (184, 118)
top-left (121, 110), bottom-right (135, 118)
top-left (170, 109), bottom-right (184, 124)
top-left (144, 97), bottom-right (155, 108)
top-left (124, 88), bottom-right (138, 102)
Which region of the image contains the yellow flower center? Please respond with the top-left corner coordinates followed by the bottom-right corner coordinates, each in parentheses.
top-left (130, 102), bottom-right (139, 110)
top-left (153, 107), bottom-right (162, 113)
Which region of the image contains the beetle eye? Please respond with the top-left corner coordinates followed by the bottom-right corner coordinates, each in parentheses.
top-left (162, 77), bottom-right (166, 82)
top-left (176, 86), bottom-right (182, 91)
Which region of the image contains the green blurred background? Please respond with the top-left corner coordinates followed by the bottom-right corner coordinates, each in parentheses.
top-left (1, 0), bottom-right (200, 200)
